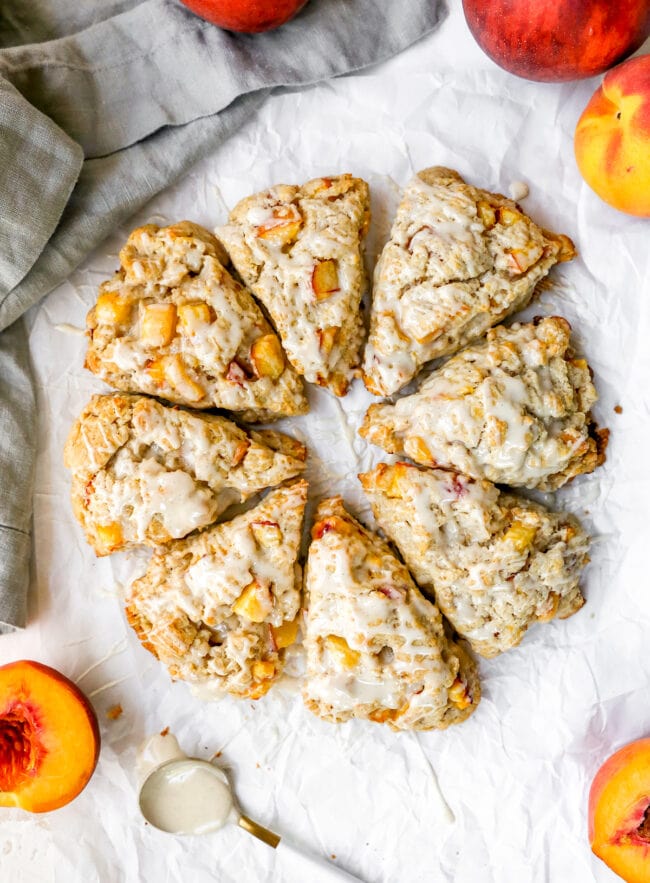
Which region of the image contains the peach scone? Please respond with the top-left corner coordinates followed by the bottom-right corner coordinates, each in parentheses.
top-left (361, 317), bottom-right (607, 491)
top-left (362, 167), bottom-right (576, 396)
top-left (125, 480), bottom-right (308, 699)
top-left (215, 175), bottom-right (370, 396)
top-left (85, 222), bottom-right (307, 422)
top-left (360, 463), bottom-right (590, 658)
top-left (64, 393), bottom-right (306, 556)
top-left (302, 497), bottom-right (480, 730)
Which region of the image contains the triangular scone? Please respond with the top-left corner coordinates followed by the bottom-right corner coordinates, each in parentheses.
top-left (125, 480), bottom-right (308, 700)
top-left (215, 175), bottom-right (370, 396)
top-left (64, 393), bottom-right (306, 556)
top-left (85, 222), bottom-right (307, 422)
top-left (302, 497), bottom-right (480, 730)
top-left (360, 463), bottom-right (589, 658)
top-left (361, 317), bottom-right (608, 491)
top-left (362, 167), bottom-right (576, 396)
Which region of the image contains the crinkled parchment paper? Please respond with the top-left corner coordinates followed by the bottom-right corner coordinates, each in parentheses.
top-left (2, 7), bottom-right (649, 882)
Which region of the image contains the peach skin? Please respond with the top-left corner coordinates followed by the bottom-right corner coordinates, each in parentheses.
top-left (575, 55), bottom-right (650, 217)
top-left (0, 660), bottom-right (100, 812)
top-left (589, 738), bottom-right (650, 882)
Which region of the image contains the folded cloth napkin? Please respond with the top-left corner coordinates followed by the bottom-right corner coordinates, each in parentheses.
top-left (0, 0), bottom-right (446, 631)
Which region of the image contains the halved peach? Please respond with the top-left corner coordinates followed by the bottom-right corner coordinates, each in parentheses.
top-left (589, 738), bottom-right (650, 883)
top-left (0, 660), bottom-right (99, 812)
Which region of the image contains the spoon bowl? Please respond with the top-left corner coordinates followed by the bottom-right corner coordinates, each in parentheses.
top-left (139, 758), bottom-right (235, 836)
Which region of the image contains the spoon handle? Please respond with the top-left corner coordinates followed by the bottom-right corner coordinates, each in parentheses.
top-left (238, 815), bottom-right (362, 881)
top-left (275, 837), bottom-right (362, 882)
top-left (238, 814), bottom-right (280, 848)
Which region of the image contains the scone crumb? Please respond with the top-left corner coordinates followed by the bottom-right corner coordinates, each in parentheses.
top-left (614, 404), bottom-right (623, 414)
top-left (107, 703), bottom-right (123, 721)
top-left (160, 726), bottom-right (170, 737)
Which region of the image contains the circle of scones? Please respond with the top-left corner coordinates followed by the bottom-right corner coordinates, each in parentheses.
top-left (69, 169), bottom-right (606, 730)
top-left (84, 221), bottom-right (307, 423)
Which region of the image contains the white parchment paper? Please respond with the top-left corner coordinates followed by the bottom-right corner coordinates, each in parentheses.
top-left (2, 6), bottom-right (650, 882)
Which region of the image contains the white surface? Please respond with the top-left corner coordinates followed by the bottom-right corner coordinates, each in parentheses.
top-left (2, 3), bottom-right (650, 881)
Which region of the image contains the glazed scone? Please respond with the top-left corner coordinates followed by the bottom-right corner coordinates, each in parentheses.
top-left (125, 480), bottom-right (308, 699)
top-left (302, 497), bottom-right (480, 730)
top-left (64, 393), bottom-right (306, 556)
top-left (215, 175), bottom-right (370, 396)
top-left (360, 317), bottom-right (608, 491)
top-left (85, 222), bottom-right (307, 422)
top-left (360, 463), bottom-right (590, 658)
top-left (362, 167), bottom-right (576, 396)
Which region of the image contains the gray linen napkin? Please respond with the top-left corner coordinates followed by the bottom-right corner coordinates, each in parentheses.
top-left (0, 0), bottom-right (446, 632)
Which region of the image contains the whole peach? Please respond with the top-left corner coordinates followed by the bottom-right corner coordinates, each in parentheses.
top-left (575, 55), bottom-right (650, 216)
top-left (179, 0), bottom-right (308, 33)
top-left (463, 0), bottom-right (650, 83)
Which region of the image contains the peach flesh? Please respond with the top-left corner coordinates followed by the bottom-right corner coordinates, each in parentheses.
top-left (0, 699), bottom-right (47, 794)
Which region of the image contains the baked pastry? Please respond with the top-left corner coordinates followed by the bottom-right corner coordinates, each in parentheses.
top-left (85, 222), bottom-right (307, 422)
top-left (302, 497), bottom-right (480, 730)
top-left (362, 167), bottom-right (576, 396)
top-left (215, 174), bottom-right (370, 396)
top-left (360, 317), bottom-right (607, 490)
top-left (359, 462), bottom-right (589, 658)
top-left (64, 393), bottom-right (306, 556)
top-left (125, 480), bottom-right (308, 699)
